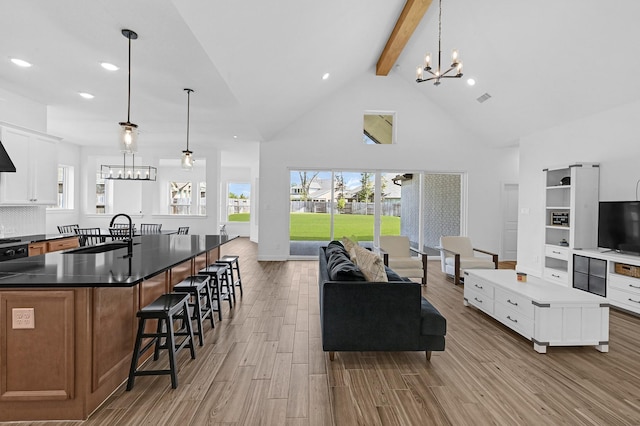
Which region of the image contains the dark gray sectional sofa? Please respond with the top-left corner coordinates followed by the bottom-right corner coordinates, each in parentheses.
top-left (318, 241), bottom-right (446, 361)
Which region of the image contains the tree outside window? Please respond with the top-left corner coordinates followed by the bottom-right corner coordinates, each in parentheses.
top-left (227, 182), bottom-right (250, 221)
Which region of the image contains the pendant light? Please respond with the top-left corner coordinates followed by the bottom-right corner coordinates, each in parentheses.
top-left (181, 88), bottom-right (194, 169)
top-left (119, 29), bottom-right (139, 153)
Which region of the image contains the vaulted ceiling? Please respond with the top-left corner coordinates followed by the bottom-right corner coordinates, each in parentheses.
top-left (1, 0), bottom-right (639, 151)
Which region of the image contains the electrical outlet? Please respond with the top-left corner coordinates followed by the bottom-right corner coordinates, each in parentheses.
top-left (12, 308), bottom-right (35, 329)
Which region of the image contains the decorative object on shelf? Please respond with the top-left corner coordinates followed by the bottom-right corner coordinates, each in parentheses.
top-left (614, 262), bottom-right (640, 278)
top-left (558, 238), bottom-right (569, 247)
top-left (516, 272), bottom-right (527, 282)
top-left (415, 0), bottom-right (463, 86)
top-left (118, 29), bottom-right (139, 154)
top-left (181, 88), bottom-right (194, 170)
top-left (101, 153), bottom-right (157, 181)
top-left (560, 176), bottom-right (571, 185)
top-left (550, 211), bottom-right (569, 227)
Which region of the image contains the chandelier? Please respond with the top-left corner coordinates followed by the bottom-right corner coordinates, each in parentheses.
top-left (181, 88), bottom-right (194, 170)
top-left (101, 153), bottom-right (157, 181)
top-left (119, 29), bottom-right (139, 153)
top-left (415, 0), bottom-right (463, 86)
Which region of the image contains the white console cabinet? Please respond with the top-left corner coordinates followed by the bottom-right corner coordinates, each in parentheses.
top-left (0, 125), bottom-right (59, 205)
top-left (464, 269), bottom-right (609, 353)
top-left (575, 249), bottom-right (640, 315)
top-left (543, 164), bottom-right (599, 286)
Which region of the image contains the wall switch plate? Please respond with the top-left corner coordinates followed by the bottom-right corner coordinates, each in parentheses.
top-left (12, 308), bottom-right (35, 329)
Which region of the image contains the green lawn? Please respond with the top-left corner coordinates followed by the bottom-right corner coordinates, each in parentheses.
top-left (289, 213), bottom-right (400, 241)
top-left (228, 213), bottom-right (250, 222)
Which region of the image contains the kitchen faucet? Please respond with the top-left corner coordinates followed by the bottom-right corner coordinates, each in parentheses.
top-left (109, 213), bottom-right (133, 257)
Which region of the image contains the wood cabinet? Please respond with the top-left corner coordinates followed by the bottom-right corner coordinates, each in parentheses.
top-left (464, 269), bottom-right (609, 353)
top-left (47, 237), bottom-right (79, 252)
top-left (0, 125), bottom-right (59, 205)
top-left (29, 237), bottom-right (79, 257)
top-left (543, 164), bottom-right (599, 286)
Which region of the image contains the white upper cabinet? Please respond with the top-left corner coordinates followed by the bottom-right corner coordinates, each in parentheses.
top-left (0, 125), bottom-right (59, 205)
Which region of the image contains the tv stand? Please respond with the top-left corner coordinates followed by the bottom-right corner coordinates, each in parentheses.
top-left (576, 249), bottom-right (640, 315)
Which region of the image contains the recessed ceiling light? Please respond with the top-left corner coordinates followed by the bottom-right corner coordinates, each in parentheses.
top-left (10, 58), bottom-right (32, 68)
top-left (322, 73), bottom-right (330, 80)
top-left (79, 92), bottom-right (94, 99)
top-left (233, 135), bottom-right (238, 139)
top-left (100, 62), bottom-right (119, 71)
top-left (467, 78), bottom-right (476, 86)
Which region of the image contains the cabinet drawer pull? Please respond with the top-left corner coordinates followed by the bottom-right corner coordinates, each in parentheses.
top-left (474, 284), bottom-right (483, 289)
top-left (507, 299), bottom-right (518, 306)
top-left (629, 284), bottom-right (640, 289)
top-left (506, 315), bottom-right (518, 323)
top-left (474, 297), bottom-right (483, 303)
top-left (551, 274), bottom-right (560, 279)
top-left (552, 250), bottom-right (561, 255)
top-left (629, 298), bottom-right (640, 304)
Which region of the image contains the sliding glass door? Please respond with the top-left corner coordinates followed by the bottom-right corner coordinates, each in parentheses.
top-left (289, 170), bottom-right (462, 257)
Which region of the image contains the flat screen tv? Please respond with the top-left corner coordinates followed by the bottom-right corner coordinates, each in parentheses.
top-left (598, 201), bottom-right (640, 255)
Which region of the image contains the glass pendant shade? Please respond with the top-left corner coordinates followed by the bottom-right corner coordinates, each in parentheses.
top-left (119, 121), bottom-right (138, 153)
top-left (181, 150), bottom-right (193, 170)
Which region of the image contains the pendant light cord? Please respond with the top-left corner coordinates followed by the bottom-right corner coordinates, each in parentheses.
top-left (127, 33), bottom-right (132, 123)
top-left (437, 0), bottom-right (442, 75)
top-left (185, 88), bottom-right (194, 152)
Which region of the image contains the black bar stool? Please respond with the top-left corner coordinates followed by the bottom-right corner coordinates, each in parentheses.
top-left (173, 275), bottom-right (214, 346)
top-left (217, 255), bottom-right (243, 298)
top-left (126, 293), bottom-right (196, 390)
top-left (199, 263), bottom-right (233, 316)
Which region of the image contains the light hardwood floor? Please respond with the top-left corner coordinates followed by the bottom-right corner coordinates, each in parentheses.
top-left (11, 238), bottom-right (640, 425)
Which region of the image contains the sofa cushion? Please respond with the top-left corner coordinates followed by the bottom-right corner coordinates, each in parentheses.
top-left (420, 297), bottom-right (447, 335)
top-left (351, 245), bottom-right (388, 282)
top-left (326, 242), bottom-right (366, 281)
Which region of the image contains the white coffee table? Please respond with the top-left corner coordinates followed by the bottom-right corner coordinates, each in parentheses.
top-left (463, 269), bottom-right (609, 353)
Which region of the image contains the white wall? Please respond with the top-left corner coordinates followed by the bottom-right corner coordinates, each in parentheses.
top-left (257, 72), bottom-right (518, 260)
top-left (0, 88), bottom-right (47, 132)
top-left (517, 98), bottom-right (640, 275)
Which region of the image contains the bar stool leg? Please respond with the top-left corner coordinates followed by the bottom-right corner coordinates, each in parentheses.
top-left (210, 275), bottom-right (222, 321)
top-left (166, 315), bottom-right (178, 389)
top-left (127, 317), bottom-right (147, 391)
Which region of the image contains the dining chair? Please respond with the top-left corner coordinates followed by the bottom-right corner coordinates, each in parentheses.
top-left (140, 223), bottom-right (162, 234)
top-left (57, 224), bottom-right (79, 234)
top-left (177, 226), bottom-right (189, 235)
top-left (75, 228), bottom-right (105, 247)
top-left (109, 227), bottom-right (131, 240)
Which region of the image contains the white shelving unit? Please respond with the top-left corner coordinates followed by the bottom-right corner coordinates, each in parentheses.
top-left (543, 164), bottom-right (599, 286)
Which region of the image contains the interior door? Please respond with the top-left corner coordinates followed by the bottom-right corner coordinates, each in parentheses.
top-left (501, 183), bottom-right (519, 261)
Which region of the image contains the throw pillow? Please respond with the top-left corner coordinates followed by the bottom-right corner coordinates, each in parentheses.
top-left (351, 244), bottom-right (388, 282)
top-left (341, 236), bottom-right (357, 252)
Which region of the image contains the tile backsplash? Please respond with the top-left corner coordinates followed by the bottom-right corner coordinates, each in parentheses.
top-left (0, 206), bottom-right (46, 237)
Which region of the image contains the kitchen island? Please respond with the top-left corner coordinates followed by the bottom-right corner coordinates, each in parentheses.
top-left (0, 234), bottom-right (235, 421)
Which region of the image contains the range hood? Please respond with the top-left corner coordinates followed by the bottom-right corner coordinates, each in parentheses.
top-left (0, 141), bottom-right (16, 172)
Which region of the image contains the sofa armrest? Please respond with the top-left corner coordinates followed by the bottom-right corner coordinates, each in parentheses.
top-left (439, 247), bottom-right (461, 285)
top-left (472, 247), bottom-right (499, 269)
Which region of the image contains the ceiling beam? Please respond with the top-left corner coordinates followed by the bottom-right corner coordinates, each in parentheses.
top-left (376, 0), bottom-right (432, 76)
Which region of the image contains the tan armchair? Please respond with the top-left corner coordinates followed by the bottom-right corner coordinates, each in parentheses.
top-left (378, 235), bottom-right (428, 285)
top-left (439, 236), bottom-right (498, 285)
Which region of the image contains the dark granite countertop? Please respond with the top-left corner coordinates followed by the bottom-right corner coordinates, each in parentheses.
top-left (0, 234), bottom-right (236, 288)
